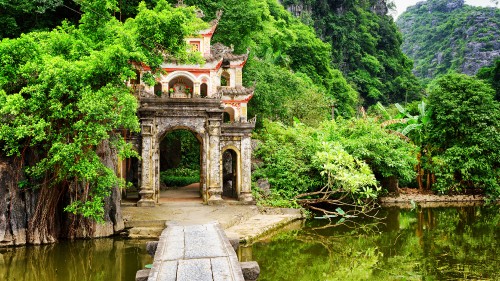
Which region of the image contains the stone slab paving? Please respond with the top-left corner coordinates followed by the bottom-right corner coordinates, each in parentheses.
top-left (224, 214), bottom-right (302, 243)
top-left (123, 202), bottom-right (304, 242)
top-left (148, 222), bottom-right (245, 281)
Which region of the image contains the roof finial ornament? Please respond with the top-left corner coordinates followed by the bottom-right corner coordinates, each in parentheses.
top-left (216, 10), bottom-right (223, 22)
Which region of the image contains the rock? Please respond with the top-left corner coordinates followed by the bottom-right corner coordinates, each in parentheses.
top-left (256, 179), bottom-right (271, 196)
top-left (229, 237), bottom-right (240, 252)
top-left (370, 0), bottom-right (388, 16)
top-left (135, 269), bottom-right (150, 281)
top-left (398, 0), bottom-right (499, 78)
top-left (146, 241), bottom-right (158, 257)
top-left (241, 261), bottom-right (260, 281)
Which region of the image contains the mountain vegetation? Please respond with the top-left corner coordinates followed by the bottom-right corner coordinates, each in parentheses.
top-left (397, 0), bottom-right (500, 82)
top-left (281, 0), bottom-right (422, 105)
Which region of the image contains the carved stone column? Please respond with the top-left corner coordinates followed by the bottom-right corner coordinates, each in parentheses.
top-left (137, 120), bottom-right (155, 207)
top-left (193, 82), bottom-right (200, 97)
top-left (207, 113), bottom-right (223, 204)
top-left (239, 135), bottom-right (254, 202)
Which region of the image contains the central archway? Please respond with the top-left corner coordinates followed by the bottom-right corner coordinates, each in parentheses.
top-left (158, 128), bottom-right (203, 202)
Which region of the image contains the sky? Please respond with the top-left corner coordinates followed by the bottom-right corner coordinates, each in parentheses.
top-left (392, 0), bottom-right (499, 18)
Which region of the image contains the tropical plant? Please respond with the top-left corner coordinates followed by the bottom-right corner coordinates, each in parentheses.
top-left (378, 101), bottom-right (432, 189)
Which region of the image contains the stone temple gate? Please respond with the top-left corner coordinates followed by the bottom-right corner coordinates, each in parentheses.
top-left (125, 15), bottom-right (255, 206)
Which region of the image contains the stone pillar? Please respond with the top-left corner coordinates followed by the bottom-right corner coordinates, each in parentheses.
top-left (207, 114), bottom-right (223, 204)
top-left (137, 120), bottom-right (155, 207)
top-left (161, 82), bottom-right (168, 97)
top-left (239, 135), bottom-right (254, 202)
top-left (235, 68), bottom-right (243, 86)
top-left (240, 104), bottom-right (248, 122)
top-left (193, 82), bottom-right (200, 97)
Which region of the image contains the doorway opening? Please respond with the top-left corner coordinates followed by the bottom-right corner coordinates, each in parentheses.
top-left (159, 129), bottom-right (202, 202)
top-left (222, 149), bottom-right (239, 199)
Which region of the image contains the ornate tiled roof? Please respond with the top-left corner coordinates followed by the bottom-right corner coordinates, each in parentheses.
top-left (210, 43), bottom-right (249, 62)
top-left (217, 86), bottom-right (254, 96)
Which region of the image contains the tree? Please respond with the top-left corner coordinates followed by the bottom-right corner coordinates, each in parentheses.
top-left (378, 101), bottom-right (432, 190)
top-left (0, 0), bottom-right (205, 243)
top-left (427, 73), bottom-right (500, 195)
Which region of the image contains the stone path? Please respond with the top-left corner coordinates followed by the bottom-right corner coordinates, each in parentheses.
top-left (147, 222), bottom-right (245, 281)
top-left (122, 202), bottom-right (303, 243)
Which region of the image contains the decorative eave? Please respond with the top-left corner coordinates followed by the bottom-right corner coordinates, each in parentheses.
top-left (161, 58), bottom-right (222, 70)
top-left (218, 86), bottom-right (254, 96)
top-left (223, 53), bottom-right (249, 63)
top-left (210, 43), bottom-right (249, 66)
top-left (199, 10), bottom-right (223, 38)
top-left (219, 87), bottom-right (254, 103)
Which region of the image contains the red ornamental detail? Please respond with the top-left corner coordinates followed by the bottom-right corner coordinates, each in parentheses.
top-left (224, 93), bottom-right (254, 103)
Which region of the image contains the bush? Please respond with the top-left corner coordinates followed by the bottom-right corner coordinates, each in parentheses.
top-left (253, 118), bottom-right (418, 203)
top-left (160, 168), bottom-right (200, 187)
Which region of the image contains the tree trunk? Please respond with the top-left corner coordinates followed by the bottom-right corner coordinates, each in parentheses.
top-left (0, 157), bottom-right (30, 246)
top-left (0, 140), bottom-right (124, 247)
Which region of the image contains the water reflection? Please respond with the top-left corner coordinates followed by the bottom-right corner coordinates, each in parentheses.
top-left (252, 205), bottom-right (500, 281)
top-left (0, 238), bottom-right (152, 281)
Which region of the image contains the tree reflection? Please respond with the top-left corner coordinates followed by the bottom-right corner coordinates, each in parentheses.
top-left (252, 205), bottom-right (500, 281)
top-left (0, 238), bottom-right (152, 281)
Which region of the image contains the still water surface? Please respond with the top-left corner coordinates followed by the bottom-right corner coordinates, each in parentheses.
top-left (252, 205), bottom-right (500, 280)
top-left (1, 205), bottom-right (499, 280)
top-left (0, 238), bottom-right (152, 281)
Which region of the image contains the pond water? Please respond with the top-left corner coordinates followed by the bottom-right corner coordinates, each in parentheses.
top-left (1, 205), bottom-right (498, 280)
top-left (251, 205), bottom-right (500, 281)
top-left (0, 238), bottom-right (152, 281)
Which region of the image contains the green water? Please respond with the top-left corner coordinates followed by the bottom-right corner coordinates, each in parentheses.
top-left (251, 205), bottom-right (500, 281)
top-left (1, 206), bottom-right (499, 281)
top-left (0, 238), bottom-right (152, 281)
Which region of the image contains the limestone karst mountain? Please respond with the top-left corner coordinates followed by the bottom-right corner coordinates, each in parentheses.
top-left (396, 0), bottom-right (500, 80)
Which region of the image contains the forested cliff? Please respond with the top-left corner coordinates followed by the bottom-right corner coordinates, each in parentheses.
top-left (281, 0), bottom-right (422, 104)
top-left (396, 0), bottom-right (500, 80)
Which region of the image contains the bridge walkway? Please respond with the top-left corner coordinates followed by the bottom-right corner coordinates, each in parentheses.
top-left (147, 222), bottom-right (245, 281)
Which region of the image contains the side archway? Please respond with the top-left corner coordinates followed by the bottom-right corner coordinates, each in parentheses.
top-left (221, 146), bottom-right (240, 199)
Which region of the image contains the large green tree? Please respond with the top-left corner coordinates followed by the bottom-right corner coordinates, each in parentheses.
top-left (427, 73), bottom-right (500, 195)
top-left (0, 0), bottom-right (204, 242)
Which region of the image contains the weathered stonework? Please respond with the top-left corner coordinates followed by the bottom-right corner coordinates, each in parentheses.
top-left (130, 18), bottom-right (256, 205)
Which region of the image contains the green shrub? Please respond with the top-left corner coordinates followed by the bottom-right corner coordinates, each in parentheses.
top-left (160, 168), bottom-right (200, 187)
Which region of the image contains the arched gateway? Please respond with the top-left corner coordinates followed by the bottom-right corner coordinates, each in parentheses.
top-left (127, 15), bottom-right (255, 206)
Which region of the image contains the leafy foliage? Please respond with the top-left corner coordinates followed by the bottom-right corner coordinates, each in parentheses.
top-left (283, 0), bottom-right (422, 105)
top-left (245, 58), bottom-right (331, 127)
top-left (427, 73), bottom-right (500, 195)
top-left (160, 168), bottom-right (200, 187)
top-left (476, 57), bottom-right (500, 101)
top-left (0, 0), bottom-right (203, 221)
top-left (253, 118), bottom-right (417, 206)
top-left (0, 0), bottom-right (79, 40)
